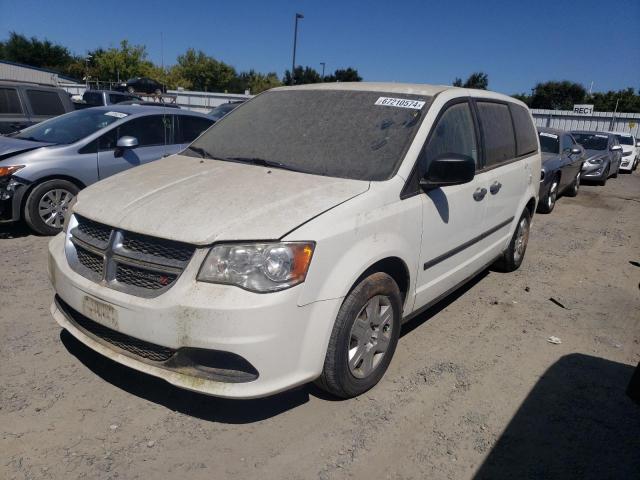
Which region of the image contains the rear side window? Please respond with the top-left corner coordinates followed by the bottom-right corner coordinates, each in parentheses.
top-left (561, 134), bottom-right (574, 153)
top-left (0, 87), bottom-right (23, 114)
top-left (26, 90), bottom-right (65, 115)
top-left (109, 94), bottom-right (127, 104)
top-left (420, 102), bottom-right (478, 177)
top-left (118, 115), bottom-right (172, 146)
top-left (177, 115), bottom-right (214, 143)
top-left (509, 104), bottom-right (538, 156)
top-left (477, 102), bottom-right (516, 166)
top-left (83, 92), bottom-right (103, 106)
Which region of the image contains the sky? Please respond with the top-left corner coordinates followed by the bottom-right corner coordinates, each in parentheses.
top-left (1, 0), bottom-right (639, 95)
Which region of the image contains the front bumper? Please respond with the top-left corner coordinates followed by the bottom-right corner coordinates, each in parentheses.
top-left (581, 162), bottom-right (607, 181)
top-left (619, 155), bottom-right (635, 171)
top-left (48, 233), bottom-right (342, 398)
top-left (0, 176), bottom-right (29, 223)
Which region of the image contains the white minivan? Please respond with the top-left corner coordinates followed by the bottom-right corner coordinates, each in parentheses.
top-left (48, 83), bottom-right (541, 399)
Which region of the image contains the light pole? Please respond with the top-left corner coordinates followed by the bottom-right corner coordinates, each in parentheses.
top-left (320, 62), bottom-right (325, 81)
top-left (84, 55), bottom-right (92, 89)
top-left (291, 13), bottom-right (304, 85)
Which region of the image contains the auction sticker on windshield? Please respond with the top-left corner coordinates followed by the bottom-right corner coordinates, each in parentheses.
top-left (104, 111), bottom-right (128, 118)
top-left (540, 132), bottom-right (558, 139)
top-left (375, 97), bottom-right (425, 109)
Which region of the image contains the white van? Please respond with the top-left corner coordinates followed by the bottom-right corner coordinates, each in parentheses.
top-left (48, 83), bottom-right (541, 399)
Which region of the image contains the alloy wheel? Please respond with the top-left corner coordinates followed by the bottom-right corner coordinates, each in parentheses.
top-left (513, 216), bottom-right (530, 264)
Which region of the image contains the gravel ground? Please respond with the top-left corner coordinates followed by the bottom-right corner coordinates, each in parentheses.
top-left (1, 172), bottom-right (639, 480)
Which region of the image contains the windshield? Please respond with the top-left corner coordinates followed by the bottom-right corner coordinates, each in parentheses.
top-left (538, 132), bottom-right (559, 154)
top-left (190, 90), bottom-right (431, 181)
top-left (615, 134), bottom-right (633, 146)
top-left (13, 109), bottom-right (124, 144)
top-left (572, 133), bottom-right (608, 151)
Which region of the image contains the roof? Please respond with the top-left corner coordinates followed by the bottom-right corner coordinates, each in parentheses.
top-left (0, 59), bottom-right (81, 84)
top-left (570, 130), bottom-right (613, 136)
top-left (86, 105), bottom-right (208, 117)
top-left (604, 130), bottom-right (634, 137)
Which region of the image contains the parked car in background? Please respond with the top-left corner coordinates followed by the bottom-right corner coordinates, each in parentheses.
top-left (536, 127), bottom-right (584, 213)
top-left (207, 100), bottom-right (245, 122)
top-left (74, 90), bottom-right (142, 110)
top-left (608, 131), bottom-right (638, 172)
top-left (115, 77), bottom-right (164, 95)
top-left (571, 131), bottom-right (622, 185)
top-left (48, 83), bottom-right (540, 399)
top-left (0, 105), bottom-right (213, 234)
top-left (0, 81), bottom-right (74, 134)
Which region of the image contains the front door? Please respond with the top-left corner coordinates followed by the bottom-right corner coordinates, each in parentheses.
top-left (413, 100), bottom-right (490, 309)
top-left (97, 114), bottom-right (175, 179)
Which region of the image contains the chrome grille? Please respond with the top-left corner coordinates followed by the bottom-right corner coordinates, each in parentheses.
top-left (68, 216), bottom-right (195, 298)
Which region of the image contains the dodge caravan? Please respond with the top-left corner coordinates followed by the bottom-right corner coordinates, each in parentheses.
top-left (48, 83), bottom-right (540, 399)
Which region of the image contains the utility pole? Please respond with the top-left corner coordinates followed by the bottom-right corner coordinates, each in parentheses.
top-left (320, 62), bottom-right (326, 80)
top-left (291, 13), bottom-right (304, 85)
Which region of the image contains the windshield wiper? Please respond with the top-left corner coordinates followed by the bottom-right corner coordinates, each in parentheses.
top-left (186, 145), bottom-right (216, 159)
top-left (221, 156), bottom-right (309, 174)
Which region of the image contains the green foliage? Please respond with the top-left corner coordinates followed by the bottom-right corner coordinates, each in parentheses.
top-left (92, 40), bottom-right (154, 82)
top-left (0, 31), bottom-right (74, 70)
top-left (324, 68), bottom-right (362, 82)
top-left (230, 70), bottom-right (282, 94)
top-left (452, 72), bottom-right (488, 90)
top-left (530, 81), bottom-right (586, 110)
top-left (590, 88), bottom-right (640, 113)
top-left (283, 66), bottom-right (362, 85)
top-left (172, 49), bottom-right (237, 92)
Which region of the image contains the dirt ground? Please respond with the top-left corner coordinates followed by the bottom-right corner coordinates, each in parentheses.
top-left (1, 172), bottom-right (639, 480)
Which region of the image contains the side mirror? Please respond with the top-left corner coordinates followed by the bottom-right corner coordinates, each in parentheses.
top-left (420, 154), bottom-right (476, 189)
top-left (114, 136), bottom-right (138, 157)
top-left (636, 141), bottom-right (640, 147)
top-left (610, 145), bottom-right (622, 152)
top-left (570, 147), bottom-right (581, 155)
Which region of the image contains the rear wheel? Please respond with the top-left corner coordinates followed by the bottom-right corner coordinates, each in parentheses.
top-left (566, 172), bottom-right (580, 197)
top-left (24, 179), bottom-right (79, 235)
top-left (315, 272), bottom-right (401, 398)
top-left (493, 209), bottom-right (531, 273)
top-left (612, 164), bottom-right (619, 178)
top-left (537, 176), bottom-right (559, 214)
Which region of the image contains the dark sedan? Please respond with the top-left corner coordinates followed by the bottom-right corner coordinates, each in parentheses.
top-left (115, 77), bottom-right (164, 95)
top-left (536, 128), bottom-right (584, 213)
top-left (571, 131), bottom-right (622, 186)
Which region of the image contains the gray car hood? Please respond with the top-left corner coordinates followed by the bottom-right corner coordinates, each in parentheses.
top-left (541, 152), bottom-right (558, 165)
top-left (583, 149), bottom-right (608, 161)
top-left (74, 154), bottom-right (370, 245)
top-left (0, 136), bottom-right (54, 158)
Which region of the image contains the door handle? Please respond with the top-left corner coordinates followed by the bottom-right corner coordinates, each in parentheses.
top-left (490, 181), bottom-right (502, 195)
top-left (473, 187), bottom-right (487, 201)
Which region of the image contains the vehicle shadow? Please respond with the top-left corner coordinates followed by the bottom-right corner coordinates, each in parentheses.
top-left (0, 222), bottom-right (32, 239)
top-left (60, 330), bottom-right (310, 424)
top-left (473, 354), bottom-right (640, 480)
top-left (400, 269), bottom-right (489, 338)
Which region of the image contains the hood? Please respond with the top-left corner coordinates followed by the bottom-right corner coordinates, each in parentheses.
top-left (74, 154), bottom-right (370, 245)
top-left (583, 149), bottom-right (608, 162)
top-left (0, 136), bottom-right (54, 158)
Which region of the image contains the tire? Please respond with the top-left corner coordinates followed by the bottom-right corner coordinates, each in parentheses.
top-left (565, 172), bottom-right (580, 197)
top-left (493, 209), bottom-right (531, 273)
top-left (537, 176), bottom-right (559, 214)
top-left (24, 179), bottom-right (79, 235)
top-left (315, 272), bottom-right (402, 399)
top-left (612, 164), bottom-right (618, 178)
top-left (127, 86), bottom-right (135, 93)
top-left (154, 88), bottom-right (162, 95)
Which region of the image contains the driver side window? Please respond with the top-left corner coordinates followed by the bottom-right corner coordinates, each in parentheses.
top-left (419, 102), bottom-right (477, 178)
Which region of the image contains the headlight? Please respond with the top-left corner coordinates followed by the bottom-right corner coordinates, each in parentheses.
top-left (197, 242), bottom-right (315, 292)
top-left (622, 151), bottom-right (632, 157)
top-left (588, 157), bottom-right (603, 164)
top-left (0, 165), bottom-right (25, 177)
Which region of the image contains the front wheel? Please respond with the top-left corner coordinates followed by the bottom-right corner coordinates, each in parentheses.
top-left (598, 166), bottom-right (609, 186)
top-left (493, 209), bottom-right (531, 273)
top-left (315, 272), bottom-right (402, 399)
top-left (24, 179), bottom-right (79, 235)
top-left (566, 172), bottom-right (580, 197)
top-left (537, 177), bottom-right (559, 214)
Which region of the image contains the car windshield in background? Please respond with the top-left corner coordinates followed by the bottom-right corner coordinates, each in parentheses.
top-left (13, 109), bottom-right (123, 144)
top-left (572, 133), bottom-right (608, 150)
top-left (190, 90), bottom-right (432, 181)
top-left (208, 103), bottom-right (240, 121)
top-left (615, 135), bottom-right (633, 145)
top-left (538, 132), bottom-right (559, 153)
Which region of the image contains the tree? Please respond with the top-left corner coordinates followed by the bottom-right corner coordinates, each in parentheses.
top-left (229, 70), bottom-right (281, 94)
top-left (530, 81), bottom-right (586, 110)
top-left (173, 49), bottom-right (236, 91)
top-left (452, 72), bottom-right (489, 90)
top-left (324, 67), bottom-right (362, 82)
top-left (0, 32), bottom-right (74, 70)
top-left (282, 66), bottom-right (322, 85)
top-left (91, 40), bottom-right (153, 82)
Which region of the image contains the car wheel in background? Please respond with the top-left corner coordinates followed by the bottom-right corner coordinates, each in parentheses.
top-left (493, 209), bottom-right (531, 273)
top-left (315, 272), bottom-right (402, 399)
top-left (566, 172), bottom-right (580, 197)
top-left (612, 164), bottom-right (618, 178)
top-left (127, 86), bottom-right (135, 93)
top-left (24, 179), bottom-right (79, 235)
top-left (599, 166), bottom-right (609, 186)
top-left (537, 176), bottom-right (559, 214)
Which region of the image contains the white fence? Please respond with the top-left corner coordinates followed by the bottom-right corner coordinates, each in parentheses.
top-left (531, 109), bottom-right (640, 137)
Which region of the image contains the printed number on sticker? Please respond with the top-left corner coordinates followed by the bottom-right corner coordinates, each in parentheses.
top-left (375, 97), bottom-right (425, 110)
